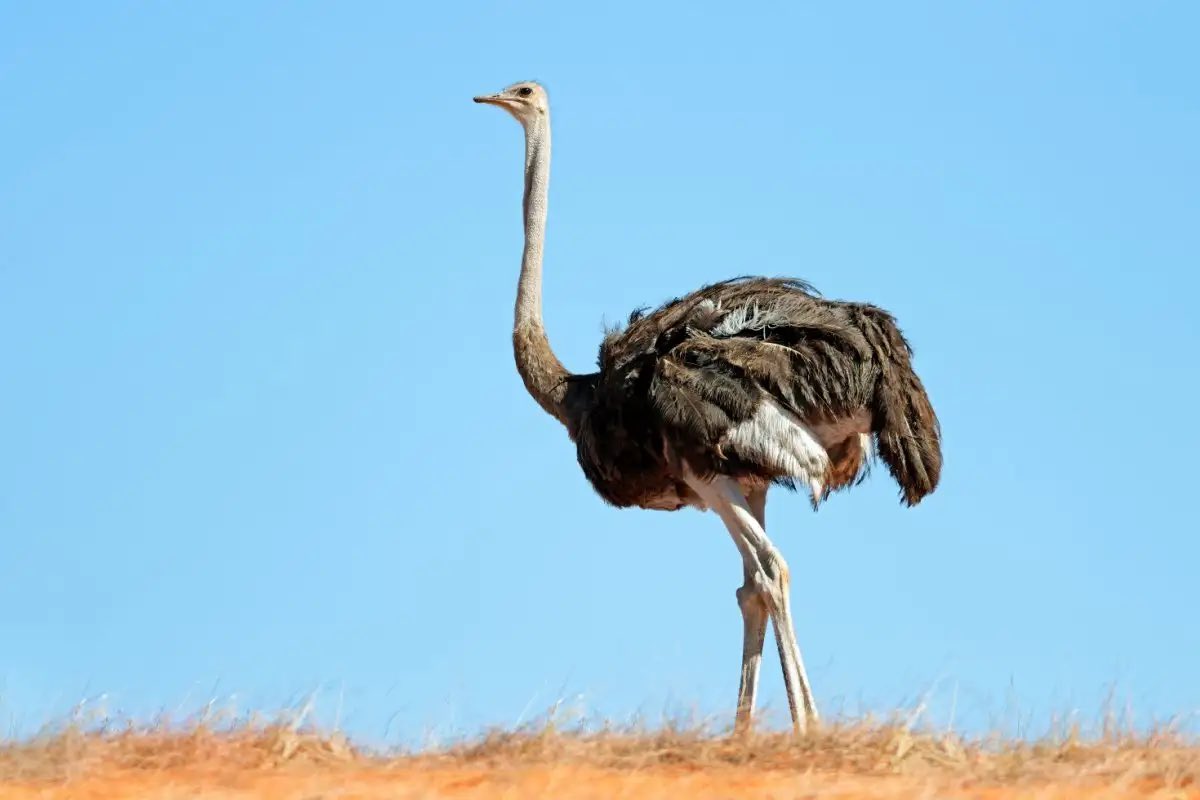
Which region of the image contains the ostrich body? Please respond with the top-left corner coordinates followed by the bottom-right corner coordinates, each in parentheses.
top-left (475, 81), bottom-right (942, 734)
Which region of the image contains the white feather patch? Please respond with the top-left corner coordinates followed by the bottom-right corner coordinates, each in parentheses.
top-left (710, 303), bottom-right (792, 338)
top-left (726, 398), bottom-right (830, 500)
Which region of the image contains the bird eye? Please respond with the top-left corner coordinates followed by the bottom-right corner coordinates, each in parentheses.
top-left (517, 87), bottom-right (533, 97)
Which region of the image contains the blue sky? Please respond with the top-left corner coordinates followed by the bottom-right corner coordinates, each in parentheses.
top-left (2, 2), bottom-right (1197, 742)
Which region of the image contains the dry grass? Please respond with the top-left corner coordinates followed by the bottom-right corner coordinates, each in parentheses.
top-left (1, 715), bottom-right (1197, 798)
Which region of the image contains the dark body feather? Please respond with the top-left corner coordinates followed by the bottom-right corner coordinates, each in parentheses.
top-left (563, 277), bottom-right (941, 510)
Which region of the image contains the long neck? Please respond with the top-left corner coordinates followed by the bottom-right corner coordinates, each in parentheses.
top-left (513, 112), bottom-right (572, 426)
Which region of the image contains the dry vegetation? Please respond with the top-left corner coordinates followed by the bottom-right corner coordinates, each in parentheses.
top-left (1, 715), bottom-right (1198, 799)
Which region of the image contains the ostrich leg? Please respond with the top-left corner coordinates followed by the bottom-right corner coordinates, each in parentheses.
top-left (732, 488), bottom-right (769, 731)
top-left (733, 564), bottom-right (768, 731)
top-left (686, 473), bottom-right (819, 734)
top-left (763, 552), bottom-right (819, 732)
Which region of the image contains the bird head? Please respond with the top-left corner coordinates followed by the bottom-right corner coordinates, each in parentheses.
top-left (473, 81), bottom-right (548, 126)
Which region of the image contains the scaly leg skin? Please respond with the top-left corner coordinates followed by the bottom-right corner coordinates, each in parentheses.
top-left (734, 563), bottom-right (768, 732)
top-left (764, 557), bottom-right (819, 731)
top-left (686, 474), bottom-right (819, 735)
top-left (732, 488), bottom-right (769, 732)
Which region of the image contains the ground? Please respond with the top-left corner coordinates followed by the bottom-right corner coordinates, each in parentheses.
top-left (1, 721), bottom-right (1196, 799)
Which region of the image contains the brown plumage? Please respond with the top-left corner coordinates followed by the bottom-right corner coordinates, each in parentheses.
top-left (565, 277), bottom-right (942, 511)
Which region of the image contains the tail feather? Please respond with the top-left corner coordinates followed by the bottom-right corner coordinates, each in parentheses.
top-left (866, 317), bottom-right (942, 506)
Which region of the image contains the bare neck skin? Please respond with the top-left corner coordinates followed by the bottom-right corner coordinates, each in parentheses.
top-left (513, 110), bottom-right (573, 427)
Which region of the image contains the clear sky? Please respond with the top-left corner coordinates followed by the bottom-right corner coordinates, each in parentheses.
top-left (2, 2), bottom-right (1197, 743)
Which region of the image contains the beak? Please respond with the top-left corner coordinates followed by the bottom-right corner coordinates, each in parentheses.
top-left (473, 93), bottom-right (505, 106)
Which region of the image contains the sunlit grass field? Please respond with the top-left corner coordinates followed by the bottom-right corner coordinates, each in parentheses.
top-left (2, 704), bottom-right (1196, 799)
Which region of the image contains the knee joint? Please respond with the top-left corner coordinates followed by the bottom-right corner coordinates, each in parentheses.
top-left (736, 581), bottom-right (765, 611)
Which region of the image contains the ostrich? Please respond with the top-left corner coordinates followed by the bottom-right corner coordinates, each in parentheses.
top-left (473, 81), bottom-right (941, 735)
